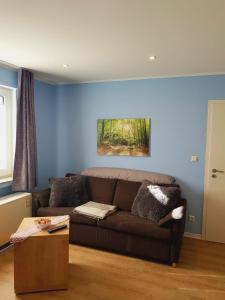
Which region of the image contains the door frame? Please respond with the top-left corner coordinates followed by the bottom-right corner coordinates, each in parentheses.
top-left (202, 100), bottom-right (225, 240)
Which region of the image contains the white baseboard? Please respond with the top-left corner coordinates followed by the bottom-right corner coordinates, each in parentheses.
top-left (184, 232), bottom-right (202, 239)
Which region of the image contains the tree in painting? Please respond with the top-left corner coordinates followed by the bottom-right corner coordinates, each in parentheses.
top-left (97, 118), bottom-right (150, 156)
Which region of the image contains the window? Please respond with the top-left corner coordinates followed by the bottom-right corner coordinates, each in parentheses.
top-left (0, 86), bottom-right (16, 180)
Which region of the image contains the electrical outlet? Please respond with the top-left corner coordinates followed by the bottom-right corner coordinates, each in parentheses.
top-left (189, 215), bottom-right (195, 223)
top-left (26, 198), bottom-right (31, 208)
top-left (191, 155), bottom-right (198, 162)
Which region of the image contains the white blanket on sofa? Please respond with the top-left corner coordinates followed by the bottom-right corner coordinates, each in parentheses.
top-left (73, 201), bottom-right (117, 220)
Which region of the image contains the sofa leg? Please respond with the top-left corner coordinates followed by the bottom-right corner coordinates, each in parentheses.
top-left (172, 262), bottom-right (177, 268)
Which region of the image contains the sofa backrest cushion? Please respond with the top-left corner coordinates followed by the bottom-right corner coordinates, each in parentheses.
top-left (86, 176), bottom-right (117, 205)
top-left (81, 167), bottom-right (175, 184)
top-left (113, 179), bottom-right (141, 211)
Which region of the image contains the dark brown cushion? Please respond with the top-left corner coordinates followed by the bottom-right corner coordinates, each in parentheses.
top-left (70, 213), bottom-right (97, 225)
top-left (131, 180), bottom-right (180, 222)
top-left (98, 211), bottom-right (171, 241)
top-left (113, 180), bottom-right (141, 211)
top-left (86, 176), bottom-right (117, 204)
top-left (37, 207), bottom-right (74, 217)
top-left (49, 175), bottom-right (88, 207)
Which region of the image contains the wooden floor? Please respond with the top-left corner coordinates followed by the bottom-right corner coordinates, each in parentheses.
top-left (0, 237), bottom-right (225, 300)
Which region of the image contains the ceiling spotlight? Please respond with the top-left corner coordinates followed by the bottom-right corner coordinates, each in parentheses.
top-left (149, 55), bottom-right (156, 61)
top-left (63, 64), bottom-right (69, 68)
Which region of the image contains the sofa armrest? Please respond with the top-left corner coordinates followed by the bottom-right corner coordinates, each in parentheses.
top-left (170, 198), bottom-right (187, 264)
top-left (32, 188), bottom-right (51, 216)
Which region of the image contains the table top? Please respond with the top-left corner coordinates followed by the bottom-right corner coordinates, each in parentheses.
top-left (17, 217), bottom-right (69, 237)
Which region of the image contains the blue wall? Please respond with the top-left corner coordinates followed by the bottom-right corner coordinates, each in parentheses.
top-left (0, 67), bottom-right (58, 195)
top-left (56, 76), bottom-right (225, 234)
top-left (2, 64), bottom-right (225, 234)
top-left (0, 184), bottom-right (12, 197)
top-left (0, 67), bottom-right (17, 88)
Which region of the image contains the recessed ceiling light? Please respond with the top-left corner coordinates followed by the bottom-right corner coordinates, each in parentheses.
top-left (63, 64), bottom-right (69, 68)
top-left (149, 55), bottom-right (156, 61)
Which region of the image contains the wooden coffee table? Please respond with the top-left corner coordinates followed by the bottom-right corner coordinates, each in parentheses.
top-left (14, 217), bottom-right (69, 294)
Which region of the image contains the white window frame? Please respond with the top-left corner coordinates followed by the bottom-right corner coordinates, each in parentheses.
top-left (0, 85), bottom-right (16, 180)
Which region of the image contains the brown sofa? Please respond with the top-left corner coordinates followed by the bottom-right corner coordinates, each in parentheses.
top-left (32, 168), bottom-right (186, 265)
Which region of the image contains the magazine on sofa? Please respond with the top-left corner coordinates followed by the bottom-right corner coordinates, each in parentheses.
top-left (73, 201), bottom-right (117, 220)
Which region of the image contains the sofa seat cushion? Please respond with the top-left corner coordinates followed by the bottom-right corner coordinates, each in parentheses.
top-left (70, 213), bottom-right (97, 225)
top-left (98, 211), bottom-right (171, 241)
top-left (37, 207), bottom-right (97, 225)
top-left (113, 179), bottom-right (141, 211)
top-left (86, 176), bottom-right (117, 204)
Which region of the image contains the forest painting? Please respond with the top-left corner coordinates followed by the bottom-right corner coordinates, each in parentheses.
top-left (97, 118), bottom-right (150, 156)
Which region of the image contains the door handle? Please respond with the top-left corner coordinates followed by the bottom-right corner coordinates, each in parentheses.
top-left (212, 168), bottom-right (224, 173)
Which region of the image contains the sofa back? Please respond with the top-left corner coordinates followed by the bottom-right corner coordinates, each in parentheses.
top-left (66, 168), bottom-right (179, 210)
top-left (77, 167), bottom-right (178, 211)
top-left (81, 167), bottom-right (175, 185)
top-left (113, 179), bottom-right (141, 210)
top-left (86, 176), bottom-right (117, 205)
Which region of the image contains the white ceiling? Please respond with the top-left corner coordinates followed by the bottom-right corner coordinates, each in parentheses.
top-left (1, 0), bottom-right (225, 84)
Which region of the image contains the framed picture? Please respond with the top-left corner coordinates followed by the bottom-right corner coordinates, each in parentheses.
top-left (97, 118), bottom-right (150, 156)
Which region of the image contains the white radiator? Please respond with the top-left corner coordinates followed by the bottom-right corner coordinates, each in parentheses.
top-left (0, 192), bottom-right (32, 245)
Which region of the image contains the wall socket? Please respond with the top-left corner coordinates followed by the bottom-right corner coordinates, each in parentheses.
top-left (188, 215), bottom-right (196, 223)
top-left (191, 155), bottom-right (198, 162)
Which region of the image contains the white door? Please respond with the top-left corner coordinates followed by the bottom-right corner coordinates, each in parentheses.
top-left (204, 100), bottom-right (225, 243)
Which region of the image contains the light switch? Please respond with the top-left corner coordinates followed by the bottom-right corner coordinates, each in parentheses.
top-left (191, 155), bottom-right (198, 162)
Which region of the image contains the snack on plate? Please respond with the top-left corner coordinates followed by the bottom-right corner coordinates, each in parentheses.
top-left (35, 218), bottom-right (51, 229)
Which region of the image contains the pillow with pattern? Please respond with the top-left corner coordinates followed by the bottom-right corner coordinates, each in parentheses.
top-left (131, 180), bottom-right (180, 222)
top-left (49, 175), bottom-right (88, 207)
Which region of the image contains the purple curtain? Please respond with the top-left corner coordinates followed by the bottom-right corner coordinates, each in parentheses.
top-left (12, 69), bottom-right (37, 191)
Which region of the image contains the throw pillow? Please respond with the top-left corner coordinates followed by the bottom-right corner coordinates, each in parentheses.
top-left (49, 175), bottom-right (88, 207)
top-left (131, 180), bottom-right (180, 222)
top-left (158, 206), bottom-right (184, 227)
